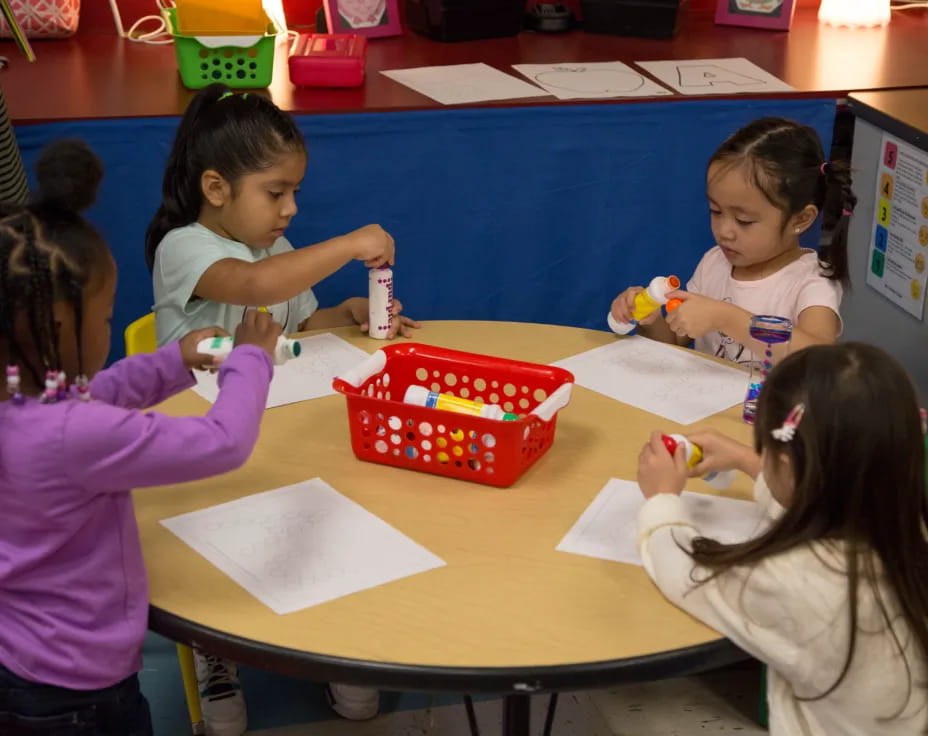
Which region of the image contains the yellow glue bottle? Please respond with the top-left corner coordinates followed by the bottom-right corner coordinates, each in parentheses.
top-left (404, 385), bottom-right (518, 421)
top-left (661, 433), bottom-right (735, 490)
top-left (608, 275), bottom-right (681, 335)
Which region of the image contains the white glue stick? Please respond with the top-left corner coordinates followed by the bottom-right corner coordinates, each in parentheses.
top-left (197, 336), bottom-right (301, 366)
top-left (368, 265), bottom-right (394, 339)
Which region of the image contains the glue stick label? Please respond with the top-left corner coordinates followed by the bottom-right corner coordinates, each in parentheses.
top-left (368, 267), bottom-right (393, 339)
top-left (630, 290), bottom-right (661, 321)
top-left (425, 391), bottom-right (484, 416)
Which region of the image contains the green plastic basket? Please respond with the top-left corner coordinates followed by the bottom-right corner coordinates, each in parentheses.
top-left (165, 8), bottom-right (275, 90)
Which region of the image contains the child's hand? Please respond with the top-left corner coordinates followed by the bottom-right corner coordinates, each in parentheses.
top-left (349, 297), bottom-right (422, 338)
top-left (664, 291), bottom-right (726, 338)
top-left (234, 309), bottom-right (283, 360)
top-left (638, 430), bottom-right (687, 498)
top-left (179, 326), bottom-right (230, 372)
top-left (687, 429), bottom-right (759, 479)
top-left (610, 286), bottom-right (661, 326)
top-left (347, 224), bottom-right (395, 268)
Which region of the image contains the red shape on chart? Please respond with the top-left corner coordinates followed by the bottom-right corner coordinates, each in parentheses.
top-left (884, 142), bottom-right (898, 169)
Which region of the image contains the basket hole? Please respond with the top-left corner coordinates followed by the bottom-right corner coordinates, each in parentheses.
top-left (247, 47), bottom-right (259, 58)
top-left (376, 425), bottom-right (386, 436)
top-left (375, 440), bottom-right (388, 454)
top-left (487, 467), bottom-right (495, 474)
top-left (437, 452), bottom-right (449, 463)
top-left (437, 424), bottom-right (446, 434)
top-left (385, 391), bottom-right (391, 400)
top-left (436, 437), bottom-right (448, 449)
top-left (467, 459), bottom-right (481, 471)
top-left (382, 373), bottom-right (391, 388)
top-left (452, 446), bottom-right (463, 457)
top-left (418, 421), bottom-right (433, 437)
top-left (362, 427), bottom-right (370, 437)
top-left (519, 398), bottom-right (530, 409)
top-left (459, 387), bottom-right (470, 399)
top-left (201, 74), bottom-right (208, 80)
top-left (250, 73), bottom-right (257, 79)
top-left (521, 385), bottom-right (530, 394)
top-left (469, 430), bottom-right (478, 439)
top-left (198, 48), bottom-right (209, 58)
top-left (406, 418), bottom-right (414, 427)
top-left (503, 383), bottom-right (517, 397)
top-left (405, 446), bottom-right (419, 459)
top-left (236, 70), bottom-right (246, 79)
top-left (363, 442), bottom-right (370, 450)
top-left (406, 431), bottom-right (416, 441)
top-left (390, 433), bottom-right (402, 445)
top-left (212, 70), bottom-right (222, 79)
top-left (432, 370), bottom-right (440, 378)
top-left (474, 378), bottom-right (486, 391)
top-left (454, 460), bottom-right (462, 468)
top-left (489, 393), bottom-right (499, 404)
top-left (200, 62), bottom-right (209, 70)
top-left (225, 62), bottom-right (233, 70)
top-left (462, 375), bottom-right (470, 383)
top-left (534, 388), bottom-right (548, 402)
top-left (421, 439), bottom-right (432, 451)
top-left (469, 443), bottom-right (478, 454)
top-left (449, 428), bottom-right (464, 442)
top-left (377, 391), bottom-right (383, 399)
top-left (503, 402), bottom-right (514, 413)
top-left (444, 373), bottom-right (457, 387)
top-left (367, 385), bottom-right (375, 397)
top-left (376, 413), bottom-right (385, 421)
top-left (482, 434), bottom-right (497, 448)
top-left (388, 416), bottom-right (402, 430)
top-left (237, 57), bottom-right (246, 65)
top-left (491, 380), bottom-right (499, 388)
top-left (430, 382), bottom-right (441, 393)
top-left (416, 368), bottom-right (428, 381)
top-left (484, 451), bottom-right (495, 463)
top-left (212, 57), bottom-right (221, 65)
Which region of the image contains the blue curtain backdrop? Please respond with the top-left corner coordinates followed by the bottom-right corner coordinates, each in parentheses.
top-left (15, 97), bottom-right (834, 359)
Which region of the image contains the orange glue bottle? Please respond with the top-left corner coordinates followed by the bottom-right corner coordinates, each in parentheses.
top-left (660, 433), bottom-right (735, 490)
top-left (608, 275), bottom-right (680, 335)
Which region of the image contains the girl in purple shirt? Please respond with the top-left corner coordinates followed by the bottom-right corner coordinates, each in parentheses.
top-left (0, 140), bottom-right (280, 734)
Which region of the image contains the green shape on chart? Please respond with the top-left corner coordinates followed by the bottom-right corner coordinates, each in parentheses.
top-left (871, 250), bottom-right (885, 278)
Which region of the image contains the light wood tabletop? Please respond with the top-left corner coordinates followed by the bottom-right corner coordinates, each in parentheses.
top-left (136, 321), bottom-right (753, 694)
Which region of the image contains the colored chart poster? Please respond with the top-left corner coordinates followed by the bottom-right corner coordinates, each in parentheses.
top-left (865, 133), bottom-right (928, 320)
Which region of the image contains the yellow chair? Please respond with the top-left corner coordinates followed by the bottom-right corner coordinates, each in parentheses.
top-left (124, 313), bottom-right (205, 735)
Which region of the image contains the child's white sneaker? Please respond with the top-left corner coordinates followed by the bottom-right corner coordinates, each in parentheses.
top-left (193, 650), bottom-right (248, 736)
top-left (325, 683), bottom-right (380, 720)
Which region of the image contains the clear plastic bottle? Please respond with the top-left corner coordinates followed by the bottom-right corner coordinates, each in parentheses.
top-left (368, 265), bottom-right (394, 340)
top-left (404, 385), bottom-right (518, 421)
top-left (661, 433), bottom-right (735, 490)
top-left (608, 275), bottom-right (681, 335)
top-left (197, 336), bottom-right (302, 366)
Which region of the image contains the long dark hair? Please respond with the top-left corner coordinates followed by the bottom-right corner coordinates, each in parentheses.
top-left (691, 343), bottom-right (928, 713)
top-left (144, 84), bottom-right (305, 271)
top-left (0, 139), bottom-right (108, 388)
top-left (709, 117), bottom-right (856, 285)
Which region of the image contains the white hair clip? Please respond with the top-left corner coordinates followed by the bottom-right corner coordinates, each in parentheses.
top-left (772, 403), bottom-right (805, 442)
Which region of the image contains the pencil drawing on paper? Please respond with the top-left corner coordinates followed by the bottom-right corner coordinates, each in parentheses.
top-left (675, 63), bottom-right (763, 89)
top-left (533, 67), bottom-right (646, 94)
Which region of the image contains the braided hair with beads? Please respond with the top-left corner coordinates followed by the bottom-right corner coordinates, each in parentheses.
top-left (0, 138), bottom-right (106, 404)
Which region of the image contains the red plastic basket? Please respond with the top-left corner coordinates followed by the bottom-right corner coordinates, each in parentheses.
top-left (332, 343), bottom-right (574, 487)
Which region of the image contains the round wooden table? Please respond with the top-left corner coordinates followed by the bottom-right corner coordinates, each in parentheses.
top-left (136, 321), bottom-right (754, 735)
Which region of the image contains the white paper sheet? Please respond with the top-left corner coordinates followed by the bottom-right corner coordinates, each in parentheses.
top-left (512, 62), bottom-right (672, 100)
top-left (556, 478), bottom-right (767, 567)
top-left (380, 63), bottom-right (547, 105)
top-left (634, 58), bottom-right (794, 96)
top-left (161, 478), bottom-right (446, 614)
top-left (551, 337), bottom-right (747, 425)
top-left (193, 333), bottom-right (370, 409)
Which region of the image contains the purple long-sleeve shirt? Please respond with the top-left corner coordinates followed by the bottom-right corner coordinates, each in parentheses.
top-left (0, 342), bottom-right (271, 690)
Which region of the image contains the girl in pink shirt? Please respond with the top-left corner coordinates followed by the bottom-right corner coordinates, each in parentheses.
top-left (611, 117), bottom-right (856, 366)
top-left (0, 140), bottom-right (281, 734)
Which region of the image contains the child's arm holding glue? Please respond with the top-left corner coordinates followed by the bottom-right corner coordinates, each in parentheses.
top-left (65, 311), bottom-right (281, 493)
top-left (664, 290), bottom-right (840, 358)
top-left (635, 430), bottom-right (811, 683)
top-left (90, 327), bottom-right (235, 410)
top-left (194, 224), bottom-right (394, 307)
